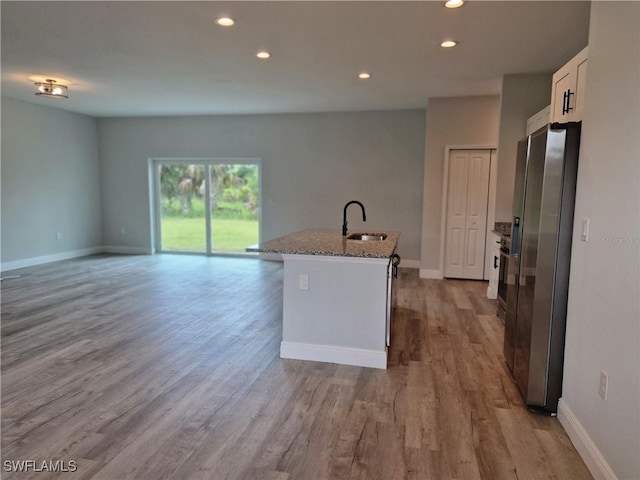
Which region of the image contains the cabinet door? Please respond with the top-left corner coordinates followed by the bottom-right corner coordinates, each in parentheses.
top-left (551, 68), bottom-right (575, 123)
top-left (551, 46), bottom-right (588, 123)
top-left (573, 55), bottom-right (588, 121)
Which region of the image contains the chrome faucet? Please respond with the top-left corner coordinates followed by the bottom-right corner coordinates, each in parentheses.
top-left (342, 200), bottom-right (366, 236)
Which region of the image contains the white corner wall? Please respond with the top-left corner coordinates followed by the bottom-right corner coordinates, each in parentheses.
top-left (1, 97), bottom-right (103, 270)
top-left (559, 3), bottom-right (640, 480)
top-left (97, 110), bottom-right (426, 263)
top-left (419, 96), bottom-right (500, 273)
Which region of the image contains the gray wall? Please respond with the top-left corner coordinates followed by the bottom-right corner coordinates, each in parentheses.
top-left (494, 74), bottom-right (553, 221)
top-left (561, 2), bottom-right (640, 478)
top-left (98, 110), bottom-right (426, 262)
top-left (419, 96), bottom-right (500, 272)
top-left (1, 97), bottom-right (102, 264)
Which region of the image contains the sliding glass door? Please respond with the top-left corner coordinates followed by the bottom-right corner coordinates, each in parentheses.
top-left (154, 160), bottom-right (260, 255)
top-left (158, 163), bottom-right (207, 253)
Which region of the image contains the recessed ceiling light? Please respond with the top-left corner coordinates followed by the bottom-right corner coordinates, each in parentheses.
top-left (358, 72), bottom-right (371, 79)
top-left (256, 51), bottom-right (271, 59)
top-left (215, 17), bottom-right (235, 27)
top-left (445, 0), bottom-right (464, 8)
top-left (441, 40), bottom-right (458, 48)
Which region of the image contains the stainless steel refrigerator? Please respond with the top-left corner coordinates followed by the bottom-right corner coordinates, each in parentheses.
top-left (503, 122), bottom-right (581, 414)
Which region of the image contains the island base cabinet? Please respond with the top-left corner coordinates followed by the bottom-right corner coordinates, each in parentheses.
top-left (280, 254), bottom-right (390, 369)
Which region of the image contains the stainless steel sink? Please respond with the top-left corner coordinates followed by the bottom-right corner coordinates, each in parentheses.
top-left (346, 232), bottom-right (388, 241)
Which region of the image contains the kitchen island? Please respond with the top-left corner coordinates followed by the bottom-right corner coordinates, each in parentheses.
top-left (249, 229), bottom-right (399, 369)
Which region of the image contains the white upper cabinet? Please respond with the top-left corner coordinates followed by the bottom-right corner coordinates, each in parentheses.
top-left (527, 105), bottom-right (551, 135)
top-left (551, 46), bottom-right (588, 123)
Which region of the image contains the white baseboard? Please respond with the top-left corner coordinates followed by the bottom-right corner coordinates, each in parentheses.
top-left (258, 252), bottom-right (284, 262)
top-left (487, 285), bottom-right (497, 299)
top-left (102, 245), bottom-right (153, 255)
top-left (419, 268), bottom-right (443, 279)
top-left (399, 259), bottom-right (420, 269)
top-left (280, 341), bottom-right (387, 369)
top-left (1, 245), bottom-right (154, 272)
top-left (1, 247), bottom-right (104, 272)
top-left (557, 399), bottom-right (618, 480)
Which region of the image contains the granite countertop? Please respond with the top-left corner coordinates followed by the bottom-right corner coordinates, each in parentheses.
top-left (248, 228), bottom-right (400, 259)
top-left (492, 221), bottom-right (512, 239)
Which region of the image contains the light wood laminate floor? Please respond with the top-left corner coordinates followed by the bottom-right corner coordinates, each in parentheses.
top-left (1, 254), bottom-right (592, 480)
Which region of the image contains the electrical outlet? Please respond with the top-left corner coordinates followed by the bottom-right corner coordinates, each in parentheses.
top-left (120, 227), bottom-right (126, 236)
top-left (599, 370), bottom-right (608, 401)
top-left (298, 274), bottom-right (309, 290)
top-left (56, 232), bottom-right (62, 240)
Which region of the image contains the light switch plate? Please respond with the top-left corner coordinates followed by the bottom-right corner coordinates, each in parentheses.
top-left (298, 274), bottom-right (309, 290)
top-left (581, 218), bottom-right (590, 242)
top-left (599, 370), bottom-right (608, 401)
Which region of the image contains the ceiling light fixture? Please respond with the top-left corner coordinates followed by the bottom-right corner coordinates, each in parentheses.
top-left (441, 40), bottom-right (459, 48)
top-left (215, 17), bottom-right (235, 27)
top-left (358, 72), bottom-right (371, 79)
top-left (34, 79), bottom-right (68, 99)
top-left (256, 51), bottom-right (271, 59)
top-left (445, 0), bottom-right (464, 8)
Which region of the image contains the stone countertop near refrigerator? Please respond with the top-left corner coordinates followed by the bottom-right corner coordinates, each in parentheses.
top-left (492, 222), bottom-right (512, 239)
top-left (247, 228), bottom-right (400, 259)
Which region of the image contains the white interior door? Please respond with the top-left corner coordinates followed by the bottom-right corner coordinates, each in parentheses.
top-left (444, 151), bottom-right (469, 278)
top-left (463, 151), bottom-right (491, 279)
top-left (444, 150), bottom-right (491, 279)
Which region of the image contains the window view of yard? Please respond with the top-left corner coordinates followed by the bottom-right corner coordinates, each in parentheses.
top-left (159, 163), bottom-right (259, 253)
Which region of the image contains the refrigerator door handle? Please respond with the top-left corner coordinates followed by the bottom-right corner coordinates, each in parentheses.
top-left (511, 216), bottom-right (521, 257)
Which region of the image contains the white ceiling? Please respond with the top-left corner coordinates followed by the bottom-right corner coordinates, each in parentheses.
top-left (1, 1), bottom-right (590, 118)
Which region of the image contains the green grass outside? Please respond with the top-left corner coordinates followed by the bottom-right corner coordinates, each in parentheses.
top-left (160, 216), bottom-right (258, 253)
